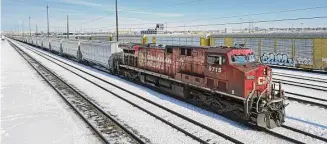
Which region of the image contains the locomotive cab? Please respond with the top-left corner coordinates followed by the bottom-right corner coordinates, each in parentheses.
top-left (205, 47), bottom-right (286, 128)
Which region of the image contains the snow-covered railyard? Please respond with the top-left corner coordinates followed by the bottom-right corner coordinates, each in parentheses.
top-left (1, 40), bottom-right (101, 143)
top-left (272, 68), bottom-right (327, 140)
top-left (5, 38), bottom-right (326, 144)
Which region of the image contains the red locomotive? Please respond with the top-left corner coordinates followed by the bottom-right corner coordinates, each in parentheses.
top-left (118, 43), bottom-right (286, 129)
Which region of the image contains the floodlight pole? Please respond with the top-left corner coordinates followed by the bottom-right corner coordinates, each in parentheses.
top-left (67, 15), bottom-right (69, 38)
top-left (47, 4), bottom-right (50, 37)
top-left (29, 16), bottom-right (31, 36)
top-left (115, 0), bottom-right (119, 41)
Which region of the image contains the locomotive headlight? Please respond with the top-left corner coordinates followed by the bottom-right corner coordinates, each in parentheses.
top-left (247, 75), bottom-right (255, 79)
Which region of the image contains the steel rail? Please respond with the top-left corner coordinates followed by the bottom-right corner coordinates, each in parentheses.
top-left (14, 40), bottom-right (214, 144)
top-left (18, 39), bottom-right (306, 144)
top-left (8, 40), bottom-right (145, 144)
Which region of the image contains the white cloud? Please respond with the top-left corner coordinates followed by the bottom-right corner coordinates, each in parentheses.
top-left (121, 10), bottom-right (184, 17)
top-left (56, 0), bottom-right (111, 8)
top-left (55, 0), bottom-right (184, 17)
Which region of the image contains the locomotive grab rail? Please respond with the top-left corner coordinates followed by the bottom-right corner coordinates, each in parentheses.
top-left (256, 87), bottom-right (268, 113)
top-left (245, 82), bottom-right (256, 115)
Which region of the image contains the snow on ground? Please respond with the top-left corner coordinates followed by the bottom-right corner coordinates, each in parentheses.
top-left (286, 93), bottom-right (327, 106)
top-left (273, 68), bottom-right (327, 80)
top-left (285, 100), bottom-right (327, 138)
top-left (1, 40), bottom-right (101, 144)
top-left (282, 84), bottom-right (327, 100)
top-left (12, 40), bottom-right (202, 144)
top-left (13, 40), bottom-right (296, 143)
top-left (273, 75), bottom-right (327, 88)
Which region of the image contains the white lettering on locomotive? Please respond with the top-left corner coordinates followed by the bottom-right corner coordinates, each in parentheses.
top-left (258, 74), bottom-right (271, 85)
top-left (208, 66), bottom-right (221, 73)
top-left (258, 77), bottom-right (266, 85)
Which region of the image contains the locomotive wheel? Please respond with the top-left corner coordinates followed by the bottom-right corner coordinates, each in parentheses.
top-left (210, 99), bottom-right (225, 113)
top-left (257, 111), bottom-right (284, 129)
top-left (192, 95), bottom-right (205, 107)
top-left (257, 113), bottom-right (278, 129)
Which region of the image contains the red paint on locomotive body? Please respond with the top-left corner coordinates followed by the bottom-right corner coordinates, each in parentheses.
top-left (134, 45), bottom-right (271, 98)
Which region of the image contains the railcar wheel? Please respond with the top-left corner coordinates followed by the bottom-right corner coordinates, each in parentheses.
top-left (209, 98), bottom-right (225, 113)
top-left (257, 109), bottom-right (285, 129)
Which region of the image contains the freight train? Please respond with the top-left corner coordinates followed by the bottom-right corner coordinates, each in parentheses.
top-left (9, 36), bottom-right (286, 129)
top-left (65, 32), bottom-right (327, 72)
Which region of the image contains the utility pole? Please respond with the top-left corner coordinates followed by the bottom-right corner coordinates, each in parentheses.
top-left (47, 4), bottom-right (50, 37)
top-left (23, 21), bottom-right (25, 36)
top-left (29, 16), bottom-right (31, 36)
top-left (166, 22), bottom-right (167, 34)
top-left (67, 15), bottom-right (69, 38)
top-left (184, 24), bottom-right (186, 33)
top-left (240, 18), bottom-right (242, 33)
top-left (36, 24), bottom-right (38, 36)
top-left (115, 0), bottom-right (119, 41)
top-left (248, 19), bottom-right (251, 33)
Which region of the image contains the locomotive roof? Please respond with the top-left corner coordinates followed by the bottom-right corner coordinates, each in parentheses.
top-left (164, 45), bottom-right (242, 49)
top-left (119, 43), bottom-right (252, 53)
top-left (166, 45), bottom-right (252, 54)
top-left (206, 47), bottom-right (252, 54)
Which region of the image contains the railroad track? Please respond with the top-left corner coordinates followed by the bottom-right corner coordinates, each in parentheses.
top-left (8, 40), bottom-right (144, 144)
top-left (11, 39), bottom-right (243, 144)
top-left (13, 39), bottom-right (327, 144)
top-left (273, 79), bottom-right (327, 92)
top-left (285, 92), bottom-right (327, 108)
top-left (272, 72), bottom-right (327, 108)
top-left (281, 125), bottom-right (327, 143)
top-left (273, 72), bottom-right (327, 84)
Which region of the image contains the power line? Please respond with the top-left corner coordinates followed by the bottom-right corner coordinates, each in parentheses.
top-left (111, 5), bottom-right (327, 26)
top-left (89, 15), bottom-right (327, 30)
top-left (122, 0), bottom-right (204, 12)
top-left (70, 13), bottom-right (115, 28)
top-left (70, 0), bottom-right (204, 28)
top-left (172, 16), bottom-right (327, 28)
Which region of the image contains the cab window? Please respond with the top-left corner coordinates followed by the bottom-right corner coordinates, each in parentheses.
top-left (207, 55), bottom-right (226, 65)
top-left (230, 53), bottom-right (256, 64)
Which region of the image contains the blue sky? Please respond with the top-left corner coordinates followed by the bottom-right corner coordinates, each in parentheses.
top-left (2, 0), bottom-right (327, 32)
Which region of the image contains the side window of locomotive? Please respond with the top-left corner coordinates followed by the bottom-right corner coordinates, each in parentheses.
top-left (187, 49), bottom-right (192, 56)
top-left (207, 55), bottom-right (226, 65)
top-left (166, 48), bottom-right (173, 54)
top-left (180, 48), bottom-right (186, 55)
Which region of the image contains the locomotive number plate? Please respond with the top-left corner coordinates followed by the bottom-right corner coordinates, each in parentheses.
top-left (209, 66), bottom-right (221, 73)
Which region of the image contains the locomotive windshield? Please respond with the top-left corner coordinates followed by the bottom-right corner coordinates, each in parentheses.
top-left (230, 54), bottom-right (256, 64)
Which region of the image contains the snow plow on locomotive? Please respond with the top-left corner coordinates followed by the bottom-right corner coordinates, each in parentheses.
top-left (117, 43), bottom-right (287, 129)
